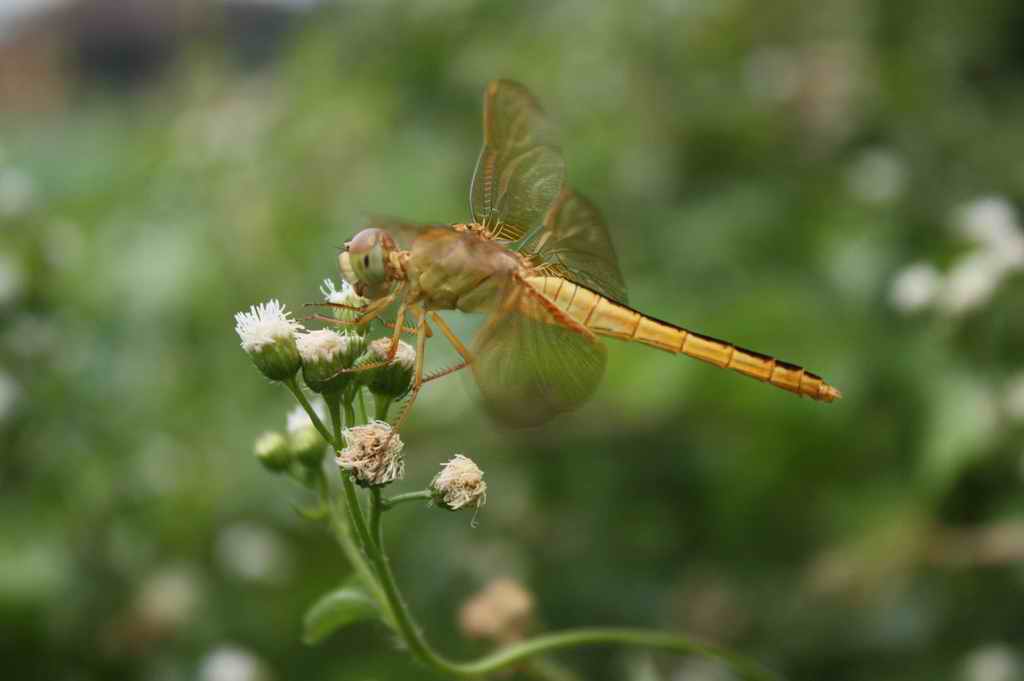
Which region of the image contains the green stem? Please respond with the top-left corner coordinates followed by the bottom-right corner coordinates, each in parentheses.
top-left (369, 487), bottom-right (383, 548)
top-left (284, 378), bottom-right (333, 444)
top-left (307, 391), bottom-right (779, 681)
top-left (315, 471), bottom-right (388, 612)
top-left (374, 394), bottom-right (392, 421)
top-left (364, 486), bottom-right (459, 677)
top-left (382, 490), bottom-right (433, 509)
top-left (358, 493), bottom-right (779, 681)
top-left (356, 388), bottom-right (369, 423)
top-left (324, 394), bottom-right (372, 553)
top-left (325, 393), bottom-right (343, 446)
top-left (454, 629), bottom-right (782, 681)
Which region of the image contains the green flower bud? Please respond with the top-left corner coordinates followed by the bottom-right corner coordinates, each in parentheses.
top-left (289, 424), bottom-right (326, 468)
top-left (321, 278), bottom-right (369, 335)
top-left (430, 454), bottom-right (487, 511)
top-left (253, 431), bottom-right (291, 472)
top-left (296, 329), bottom-right (366, 395)
top-left (361, 338), bottom-right (415, 400)
top-left (234, 300), bottom-right (304, 381)
top-left (336, 421), bottom-right (404, 488)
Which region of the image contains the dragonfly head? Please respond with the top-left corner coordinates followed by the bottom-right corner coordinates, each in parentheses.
top-left (338, 228), bottom-right (399, 299)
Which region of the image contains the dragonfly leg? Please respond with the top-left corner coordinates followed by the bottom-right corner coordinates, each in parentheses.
top-left (421, 311), bottom-right (473, 384)
top-left (303, 290), bottom-right (398, 329)
top-left (423, 361), bottom-right (468, 384)
top-left (390, 307), bottom-right (429, 432)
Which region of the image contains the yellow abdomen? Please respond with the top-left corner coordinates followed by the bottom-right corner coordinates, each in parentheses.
top-left (525, 275), bottom-right (841, 403)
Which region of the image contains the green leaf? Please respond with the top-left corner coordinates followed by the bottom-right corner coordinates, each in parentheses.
top-left (302, 585), bottom-right (379, 645)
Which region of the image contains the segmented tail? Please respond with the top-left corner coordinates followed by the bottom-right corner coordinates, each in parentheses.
top-left (526, 275), bottom-right (841, 402)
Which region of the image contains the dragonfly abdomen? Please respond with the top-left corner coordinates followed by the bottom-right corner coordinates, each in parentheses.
top-left (526, 275), bottom-right (841, 403)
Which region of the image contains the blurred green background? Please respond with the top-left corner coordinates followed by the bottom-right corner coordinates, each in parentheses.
top-left (3, 1), bottom-right (1024, 680)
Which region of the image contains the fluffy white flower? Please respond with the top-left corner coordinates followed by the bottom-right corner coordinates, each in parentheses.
top-left (888, 262), bottom-right (941, 313)
top-left (320, 277), bottom-right (367, 306)
top-left (368, 337), bottom-right (416, 369)
top-left (296, 328), bottom-right (349, 363)
top-left (337, 421), bottom-right (404, 487)
top-left (234, 299), bottom-right (303, 353)
top-left (431, 454), bottom-right (487, 511)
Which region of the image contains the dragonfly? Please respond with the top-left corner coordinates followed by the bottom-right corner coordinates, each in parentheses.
top-left (318, 79), bottom-right (841, 428)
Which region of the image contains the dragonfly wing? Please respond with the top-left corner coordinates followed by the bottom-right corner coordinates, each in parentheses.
top-left (470, 80), bottom-right (566, 241)
top-left (364, 215), bottom-right (450, 249)
top-left (531, 186), bottom-right (628, 304)
top-left (471, 276), bottom-right (606, 427)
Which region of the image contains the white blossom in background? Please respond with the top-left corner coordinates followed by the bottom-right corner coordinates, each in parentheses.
top-left (956, 196), bottom-right (1023, 256)
top-left (285, 402), bottom-right (324, 433)
top-left (889, 262), bottom-right (941, 313)
top-left (136, 566), bottom-right (202, 631)
top-left (216, 523), bottom-right (292, 585)
top-left (889, 196), bottom-right (1024, 316)
top-left (940, 251), bottom-right (1005, 316)
top-left (458, 578), bottom-right (534, 644)
top-left (198, 646), bottom-right (271, 681)
top-left (961, 644), bottom-right (1019, 681)
top-left (846, 148), bottom-right (908, 204)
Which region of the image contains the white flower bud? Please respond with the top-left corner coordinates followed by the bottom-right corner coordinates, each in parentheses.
top-left (361, 338), bottom-right (416, 400)
top-left (253, 431), bottom-right (291, 472)
top-left (296, 329), bottom-right (366, 395)
top-left (336, 420), bottom-right (404, 487)
top-left (430, 454), bottom-right (487, 511)
top-left (321, 278), bottom-right (368, 332)
top-left (234, 300), bottom-right (303, 381)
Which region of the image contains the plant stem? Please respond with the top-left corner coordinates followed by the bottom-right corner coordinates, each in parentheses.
top-left (284, 378), bottom-right (332, 444)
top-left (311, 468), bottom-right (388, 615)
top-left (453, 629), bottom-right (782, 681)
top-left (364, 486), bottom-right (461, 677)
top-left (382, 490), bottom-right (433, 509)
top-left (303, 390), bottom-right (779, 681)
top-left (356, 388), bottom-right (368, 422)
top-left (369, 487), bottom-right (383, 548)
